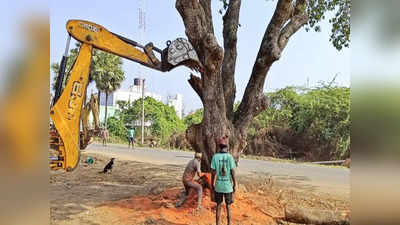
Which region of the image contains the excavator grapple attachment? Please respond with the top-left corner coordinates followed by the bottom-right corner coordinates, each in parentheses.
top-left (164, 38), bottom-right (202, 72)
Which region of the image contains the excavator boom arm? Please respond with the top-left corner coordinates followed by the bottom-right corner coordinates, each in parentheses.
top-left (67, 20), bottom-right (162, 71)
top-left (50, 20), bottom-right (200, 171)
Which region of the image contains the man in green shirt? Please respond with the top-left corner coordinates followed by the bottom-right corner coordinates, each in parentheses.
top-left (128, 128), bottom-right (135, 149)
top-left (211, 136), bottom-right (237, 225)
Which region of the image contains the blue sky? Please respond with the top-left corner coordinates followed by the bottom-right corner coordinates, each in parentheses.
top-left (50, 0), bottom-right (350, 113)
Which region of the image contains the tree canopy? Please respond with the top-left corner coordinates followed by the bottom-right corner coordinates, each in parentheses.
top-left (90, 50), bottom-right (124, 94)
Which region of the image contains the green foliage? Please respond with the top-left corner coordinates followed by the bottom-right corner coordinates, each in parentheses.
top-left (306, 0), bottom-right (351, 50)
top-left (184, 109), bottom-right (203, 127)
top-left (250, 83), bottom-right (350, 158)
top-left (116, 97), bottom-right (186, 145)
top-left (106, 116), bottom-right (128, 140)
top-left (91, 50), bottom-right (125, 94)
top-left (217, 0), bottom-right (350, 50)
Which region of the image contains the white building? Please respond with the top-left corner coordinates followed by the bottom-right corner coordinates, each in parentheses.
top-left (97, 81), bottom-right (184, 122)
top-left (99, 82), bottom-right (162, 107)
top-left (98, 81), bottom-right (162, 123)
top-left (167, 94), bottom-right (184, 119)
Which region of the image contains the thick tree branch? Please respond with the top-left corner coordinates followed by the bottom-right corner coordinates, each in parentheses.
top-left (188, 73), bottom-right (203, 101)
top-left (234, 0), bottom-right (298, 129)
top-left (199, 0), bottom-right (213, 35)
top-left (221, 0), bottom-right (242, 121)
top-left (176, 0), bottom-right (204, 49)
top-left (278, 0), bottom-right (308, 50)
top-left (176, 0), bottom-right (214, 51)
top-left (176, 0), bottom-right (222, 72)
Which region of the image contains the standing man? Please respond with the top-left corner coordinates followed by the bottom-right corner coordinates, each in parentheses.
top-left (102, 128), bottom-right (108, 147)
top-left (128, 127), bottom-right (135, 149)
top-left (211, 136), bottom-right (237, 225)
top-left (176, 152), bottom-right (203, 209)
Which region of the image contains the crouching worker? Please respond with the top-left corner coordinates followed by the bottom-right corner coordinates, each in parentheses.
top-left (211, 136), bottom-right (237, 225)
top-left (176, 152), bottom-right (203, 209)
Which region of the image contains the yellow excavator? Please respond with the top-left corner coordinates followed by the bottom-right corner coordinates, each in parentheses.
top-left (50, 20), bottom-right (200, 171)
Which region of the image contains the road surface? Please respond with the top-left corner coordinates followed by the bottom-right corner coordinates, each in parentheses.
top-left (86, 143), bottom-right (349, 199)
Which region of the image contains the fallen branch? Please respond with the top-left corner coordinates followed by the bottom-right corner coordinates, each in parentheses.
top-left (283, 206), bottom-right (350, 225)
top-left (312, 160), bottom-right (346, 165)
top-left (259, 205), bottom-right (350, 225)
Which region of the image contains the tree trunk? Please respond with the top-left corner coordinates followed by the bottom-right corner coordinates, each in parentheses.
top-left (185, 69), bottom-right (247, 172)
top-left (186, 121), bottom-right (247, 172)
top-left (104, 92), bottom-right (108, 129)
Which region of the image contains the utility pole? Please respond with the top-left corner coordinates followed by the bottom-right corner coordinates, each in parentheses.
top-left (138, 0), bottom-right (147, 145)
top-left (141, 79), bottom-right (145, 145)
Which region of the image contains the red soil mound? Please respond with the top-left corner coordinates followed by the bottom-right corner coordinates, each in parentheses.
top-left (102, 185), bottom-right (277, 225)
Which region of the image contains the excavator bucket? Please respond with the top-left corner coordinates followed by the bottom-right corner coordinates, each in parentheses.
top-left (163, 38), bottom-right (202, 72)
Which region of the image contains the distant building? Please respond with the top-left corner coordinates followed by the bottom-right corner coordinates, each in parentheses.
top-left (99, 83), bottom-right (162, 107)
top-left (97, 80), bottom-right (183, 123)
top-left (98, 80), bottom-right (161, 124)
top-left (167, 94), bottom-right (183, 119)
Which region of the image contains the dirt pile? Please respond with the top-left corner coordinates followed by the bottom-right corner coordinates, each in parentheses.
top-left (99, 186), bottom-right (277, 225)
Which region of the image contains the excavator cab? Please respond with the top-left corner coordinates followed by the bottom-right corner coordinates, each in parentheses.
top-left (50, 20), bottom-right (201, 171)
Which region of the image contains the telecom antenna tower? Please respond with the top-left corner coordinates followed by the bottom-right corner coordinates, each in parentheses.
top-left (138, 0), bottom-right (147, 145)
top-left (138, 0), bottom-right (146, 78)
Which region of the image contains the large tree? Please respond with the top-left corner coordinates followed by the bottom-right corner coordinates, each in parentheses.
top-left (176, 0), bottom-right (350, 171)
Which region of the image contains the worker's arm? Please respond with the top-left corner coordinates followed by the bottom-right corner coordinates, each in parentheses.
top-left (194, 158), bottom-right (202, 178)
top-left (231, 168), bottom-right (237, 193)
top-left (230, 155), bottom-right (237, 193)
top-left (210, 155), bottom-right (217, 190)
top-left (211, 169), bottom-right (216, 190)
top-left (196, 167), bottom-right (203, 178)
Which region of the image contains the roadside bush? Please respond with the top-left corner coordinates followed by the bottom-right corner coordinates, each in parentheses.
top-left (246, 84), bottom-right (350, 161)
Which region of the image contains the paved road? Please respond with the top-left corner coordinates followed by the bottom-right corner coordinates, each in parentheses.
top-left (86, 143), bottom-right (349, 198)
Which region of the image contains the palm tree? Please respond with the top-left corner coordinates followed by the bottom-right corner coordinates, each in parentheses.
top-left (50, 43), bottom-right (80, 92)
top-left (91, 50), bottom-right (125, 131)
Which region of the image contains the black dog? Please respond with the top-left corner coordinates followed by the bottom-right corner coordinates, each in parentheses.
top-left (99, 158), bottom-right (115, 173)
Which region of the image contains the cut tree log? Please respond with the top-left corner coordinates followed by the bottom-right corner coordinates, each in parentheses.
top-left (282, 206), bottom-right (350, 225)
top-left (311, 160), bottom-right (346, 165)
